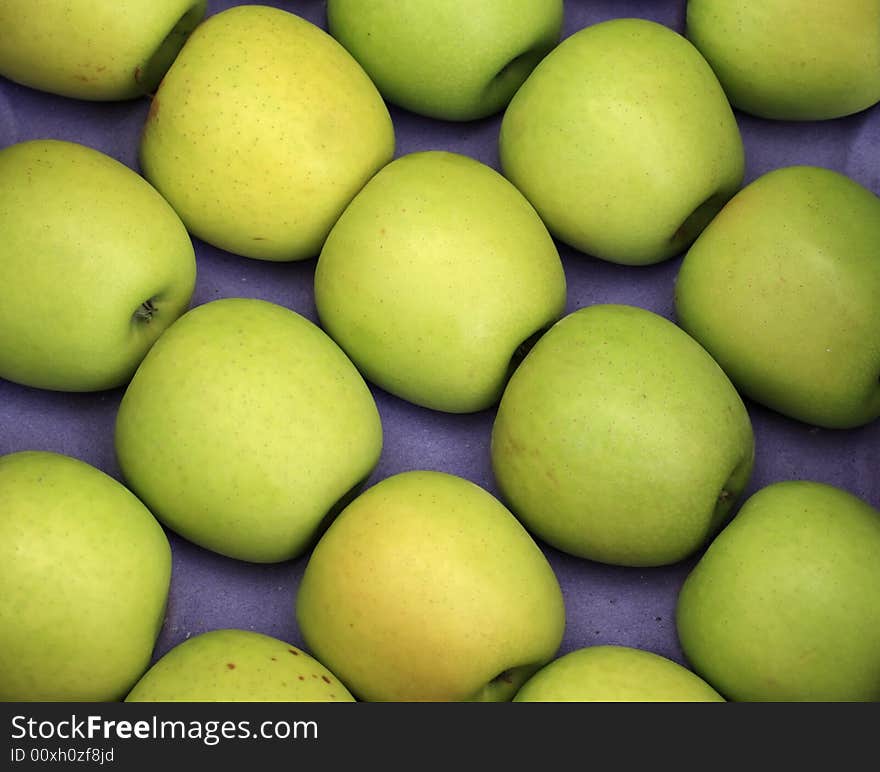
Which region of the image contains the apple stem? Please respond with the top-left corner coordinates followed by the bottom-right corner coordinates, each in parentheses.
top-left (134, 299), bottom-right (157, 323)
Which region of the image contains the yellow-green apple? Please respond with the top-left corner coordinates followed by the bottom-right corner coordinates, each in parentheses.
top-left (139, 4), bottom-right (394, 261)
top-left (513, 645), bottom-right (724, 702)
top-left (0, 450), bottom-right (171, 701)
top-left (491, 304), bottom-right (755, 567)
top-left (314, 150), bottom-right (566, 414)
top-left (499, 17), bottom-right (744, 266)
top-left (674, 166), bottom-right (880, 429)
top-left (125, 629), bottom-right (354, 702)
top-left (326, 0), bottom-right (563, 121)
top-left (296, 470), bottom-right (566, 702)
top-left (676, 481), bottom-right (880, 702)
top-left (0, 139), bottom-right (196, 391)
top-left (0, 0), bottom-right (206, 100)
top-left (115, 298), bottom-right (383, 563)
top-left (687, 0), bottom-right (880, 120)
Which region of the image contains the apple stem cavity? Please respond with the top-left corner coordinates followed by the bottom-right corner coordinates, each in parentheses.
top-left (470, 664), bottom-right (539, 702)
top-left (135, 4), bottom-right (205, 95)
top-left (488, 46), bottom-right (549, 101)
top-left (670, 193), bottom-right (727, 251)
top-left (493, 52), bottom-right (530, 84)
top-left (505, 326), bottom-right (551, 383)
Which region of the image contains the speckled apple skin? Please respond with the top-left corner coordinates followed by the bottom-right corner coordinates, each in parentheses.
top-left (126, 629), bottom-right (354, 702)
top-left (0, 451), bottom-right (171, 701)
top-left (115, 298), bottom-right (383, 563)
top-left (315, 150), bottom-right (566, 414)
top-left (0, 0), bottom-right (206, 100)
top-left (297, 471), bottom-right (566, 702)
top-left (677, 481), bottom-right (880, 702)
top-left (687, 0), bottom-right (880, 121)
top-left (327, 0), bottom-right (564, 121)
top-left (675, 166), bottom-right (880, 429)
top-left (139, 5), bottom-right (395, 261)
top-left (0, 139), bottom-right (196, 391)
top-left (491, 304), bottom-right (755, 567)
top-left (514, 645), bottom-right (724, 702)
top-left (499, 18), bottom-right (744, 266)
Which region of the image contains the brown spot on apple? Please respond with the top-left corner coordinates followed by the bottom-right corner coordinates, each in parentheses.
top-left (147, 96), bottom-right (160, 123)
top-left (226, 663), bottom-right (236, 669)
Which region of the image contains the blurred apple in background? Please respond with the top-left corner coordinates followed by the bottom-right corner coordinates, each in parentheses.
top-left (687, 0), bottom-right (880, 120)
top-left (0, 451), bottom-right (171, 701)
top-left (126, 629), bottom-right (354, 702)
top-left (0, 0), bottom-right (206, 100)
top-left (296, 470), bottom-right (566, 702)
top-left (115, 298), bottom-right (383, 564)
top-left (677, 481), bottom-right (880, 701)
top-left (675, 165), bottom-right (880, 429)
top-left (315, 150), bottom-right (566, 414)
top-left (326, 0), bottom-right (563, 121)
top-left (0, 139), bottom-right (196, 391)
top-left (499, 17), bottom-right (744, 266)
top-left (139, 4), bottom-right (394, 261)
top-left (491, 304), bottom-right (755, 567)
top-left (513, 645), bottom-right (724, 702)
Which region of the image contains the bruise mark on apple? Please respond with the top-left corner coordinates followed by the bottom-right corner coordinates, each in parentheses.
top-left (321, 675), bottom-right (331, 684)
top-left (288, 648), bottom-right (300, 656)
top-left (226, 662), bottom-right (236, 669)
top-left (134, 65), bottom-right (143, 84)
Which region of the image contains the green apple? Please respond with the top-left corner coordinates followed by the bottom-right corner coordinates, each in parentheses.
top-left (296, 470), bottom-right (566, 702)
top-left (0, 139), bottom-right (196, 392)
top-left (513, 645), bottom-right (724, 702)
top-left (0, 1), bottom-right (205, 100)
top-left (125, 629), bottom-right (354, 702)
top-left (499, 17), bottom-right (744, 266)
top-left (314, 150), bottom-right (566, 414)
top-left (139, 4), bottom-right (395, 261)
top-left (677, 481), bottom-right (880, 702)
top-left (491, 304), bottom-right (755, 567)
top-left (687, 0), bottom-right (880, 120)
top-left (115, 297), bottom-right (383, 564)
top-left (675, 166), bottom-right (880, 429)
top-left (326, 0), bottom-right (563, 121)
top-left (0, 450), bottom-right (171, 701)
